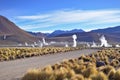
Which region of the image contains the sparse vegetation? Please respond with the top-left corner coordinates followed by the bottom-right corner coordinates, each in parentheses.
top-left (0, 47), bottom-right (81, 61)
top-left (22, 48), bottom-right (120, 80)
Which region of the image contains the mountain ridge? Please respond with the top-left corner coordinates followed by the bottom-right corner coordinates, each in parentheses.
top-left (91, 26), bottom-right (120, 33)
top-left (47, 29), bottom-right (84, 37)
top-left (45, 26), bottom-right (120, 43)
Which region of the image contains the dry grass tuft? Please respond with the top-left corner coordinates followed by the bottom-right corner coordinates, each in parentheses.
top-left (114, 69), bottom-right (120, 80)
top-left (71, 74), bottom-right (84, 80)
top-left (90, 72), bottom-right (108, 80)
top-left (22, 69), bottom-right (40, 80)
top-left (22, 69), bottom-right (55, 80)
top-left (108, 68), bottom-right (116, 80)
top-left (102, 65), bottom-right (114, 74)
top-left (83, 66), bottom-right (98, 78)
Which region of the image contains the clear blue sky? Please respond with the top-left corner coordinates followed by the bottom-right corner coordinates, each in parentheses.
top-left (0, 0), bottom-right (120, 33)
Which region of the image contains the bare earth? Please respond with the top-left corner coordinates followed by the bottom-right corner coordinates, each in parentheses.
top-left (0, 49), bottom-right (99, 80)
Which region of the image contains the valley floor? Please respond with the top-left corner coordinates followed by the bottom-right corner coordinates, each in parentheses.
top-left (0, 49), bottom-right (98, 80)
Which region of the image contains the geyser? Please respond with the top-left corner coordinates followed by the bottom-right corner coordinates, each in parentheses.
top-left (72, 34), bottom-right (77, 47)
top-left (99, 35), bottom-right (111, 47)
top-left (42, 38), bottom-right (48, 45)
top-left (65, 42), bottom-right (69, 47)
top-left (91, 41), bottom-right (98, 47)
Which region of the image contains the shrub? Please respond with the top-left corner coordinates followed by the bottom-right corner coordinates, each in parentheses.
top-left (107, 68), bottom-right (116, 80)
top-left (110, 59), bottom-right (119, 67)
top-left (90, 72), bottom-right (108, 80)
top-left (114, 69), bottom-right (120, 80)
top-left (71, 74), bottom-right (84, 80)
top-left (83, 66), bottom-right (98, 78)
top-left (22, 69), bottom-right (55, 80)
top-left (102, 65), bottom-right (114, 75)
top-left (22, 69), bottom-right (40, 80)
top-left (37, 71), bottom-right (55, 80)
top-left (54, 67), bottom-right (68, 80)
top-left (66, 69), bottom-right (75, 79)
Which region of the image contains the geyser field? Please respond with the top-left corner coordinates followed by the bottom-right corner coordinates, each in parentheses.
top-left (0, 35), bottom-right (120, 80)
top-left (16, 35), bottom-right (120, 80)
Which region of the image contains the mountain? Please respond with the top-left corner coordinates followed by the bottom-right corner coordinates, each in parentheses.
top-left (48, 26), bottom-right (120, 43)
top-left (0, 15), bottom-right (39, 45)
top-left (91, 26), bottom-right (120, 33)
top-left (47, 29), bottom-right (84, 37)
top-left (28, 31), bottom-right (49, 38)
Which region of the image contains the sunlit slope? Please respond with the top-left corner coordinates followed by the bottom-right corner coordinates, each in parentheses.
top-left (0, 15), bottom-right (39, 45)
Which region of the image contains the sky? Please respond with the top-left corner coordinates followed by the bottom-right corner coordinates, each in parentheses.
top-left (0, 0), bottom-right (120, 33)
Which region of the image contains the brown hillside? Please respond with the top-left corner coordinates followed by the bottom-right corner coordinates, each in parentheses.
top-left (0, 15), bottom-right (39, 45)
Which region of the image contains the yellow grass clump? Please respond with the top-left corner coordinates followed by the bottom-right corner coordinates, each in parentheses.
top-left (83, 66), bottom-right (98, 78)
top-left (22, 69), bottom-right (40, 80)
top-left (71, 74), bottom-right (84, 80)
top-left (114, 69), bottom-right (120, 80)
top-left (90, 72), bottom-right (108, 80)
